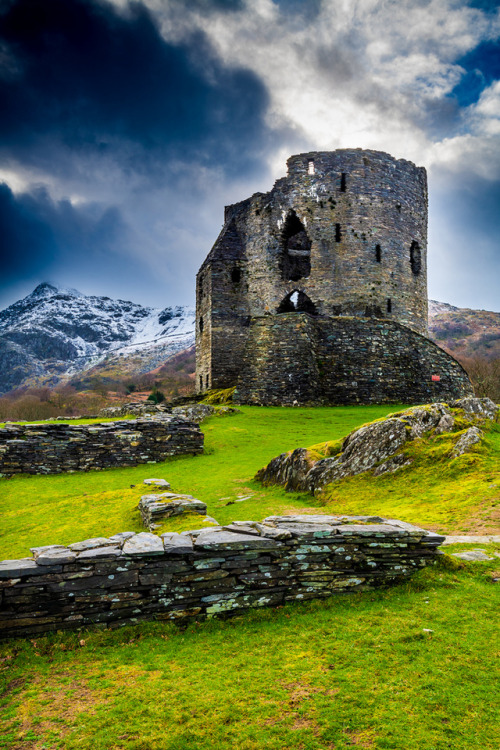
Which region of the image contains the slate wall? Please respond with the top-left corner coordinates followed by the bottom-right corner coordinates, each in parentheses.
top-left (0, 516), bottom-right (444, 638)
top-left (0, 417), bottom-right (203, 476)
top-left (234, 313), bottom-right (473, 405)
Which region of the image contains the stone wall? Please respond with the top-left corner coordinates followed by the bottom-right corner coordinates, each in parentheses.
top-left (0, 516), bottom-right (444, 638)
top-left (234, 314), bottom-right (473, 405)
top-left (0, 417), bottom-right (203, 476)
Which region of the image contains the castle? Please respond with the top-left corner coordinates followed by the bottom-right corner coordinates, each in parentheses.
top-left (196, 149), bottom-right (472, 405)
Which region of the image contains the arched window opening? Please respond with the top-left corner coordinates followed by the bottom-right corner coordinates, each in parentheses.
top-left (280, 210), bottom-right (312, 282)
top-left (199, 375), bottom-right (203, 390)
top-left (387, 298), bottom-right (392, 313)
top-left (340, 173), bottom-right (347, 192)
top-left (410, 241), bottom-right (421, 275)
top-left (231, 267), bottom-right (241, 283)
top-left (199, 317), bottom-right (204, 334)
top-left (206, 375), bottom-right (209, 389)
top-left (335, 223), bottom-right (341, 242)
top-left (375, 244), bottom-right (381, 262)
top-left (277, 290), bottom-right (318, 315)
top-left (308, 159), bottom-right (315, 175)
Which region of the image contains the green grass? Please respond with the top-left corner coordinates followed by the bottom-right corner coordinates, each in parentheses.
top-left (0, 555), bottom-right (499, 750)
top-left (0, 405), bottom-right (499, 748)
top-left (1, 404), bottom-right (499, 560)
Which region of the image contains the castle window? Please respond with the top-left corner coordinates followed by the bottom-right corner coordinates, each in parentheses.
top-left (340, 173), bottom-right (346, 192)
top-left (375, 244), bottom-right (381, 262)
top-left (280, 210), bottom-right (311, 282)
top-left (410, 241), bottom-right (421, 275)
top-left (199, 317), bottom-right (204, 333)
top-left (335, 223), bottom-right (341, 242)
top-left (199, 375), bottom-right (203, 390)
top-left (387, 298), bottom-right (392, 313)
top-left (277, 290), bottom-right (318, 315)
top-left (308, 159), bottom-right (315, 175)
top-left (206, 375), bottom-right (209, 389)
top-left (231, 267), bottom-right (241, 283)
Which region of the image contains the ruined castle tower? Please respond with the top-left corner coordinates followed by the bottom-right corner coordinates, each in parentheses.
top-left (196, 149), bottom-right (472, 405)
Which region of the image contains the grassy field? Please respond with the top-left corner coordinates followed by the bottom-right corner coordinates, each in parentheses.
top-left (0, 404), bottom-right (498, 560)
top-left (0, 404), bottom-right (499, 749)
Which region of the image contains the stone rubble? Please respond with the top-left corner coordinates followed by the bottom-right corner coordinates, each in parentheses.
top-left (0, 515), bottom-right (444, 639)
top-left (138, 493), bottom-right (208, 531)
top-left (143, 478), bottom-right (171, 488)
top-left (450, 549), bottom-right (494, 562)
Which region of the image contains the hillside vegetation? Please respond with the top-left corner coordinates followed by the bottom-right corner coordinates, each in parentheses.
top-left (0, 405), bottom-right (499, 750)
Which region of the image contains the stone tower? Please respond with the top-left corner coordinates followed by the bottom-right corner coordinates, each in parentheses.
top-left (196, 149), bottom-right (472, 405)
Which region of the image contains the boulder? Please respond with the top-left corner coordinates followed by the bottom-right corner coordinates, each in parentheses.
top-left (171, 404), bottom-right (215, 423)
top-left (451, 426), bottom-right (483, 458)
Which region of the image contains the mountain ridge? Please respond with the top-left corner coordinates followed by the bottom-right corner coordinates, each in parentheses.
top-left (0, 283), bottom-right (195, 393)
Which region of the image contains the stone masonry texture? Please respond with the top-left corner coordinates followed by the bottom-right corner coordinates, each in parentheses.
top-left (195, 148), bottom-right (472, 404)
top-left (0, 417), bottom-right (203, 476)
top-left (0, 516), bottom-right (444, 638)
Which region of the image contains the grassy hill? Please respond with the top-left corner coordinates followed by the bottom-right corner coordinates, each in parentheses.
top-left (428, 300), bottom-right (500, 360)
top-left (0, 405), bottom-right (499, 750)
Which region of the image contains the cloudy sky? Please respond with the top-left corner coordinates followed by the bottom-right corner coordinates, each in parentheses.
top-left (1, 0), bottom-right (499, 312)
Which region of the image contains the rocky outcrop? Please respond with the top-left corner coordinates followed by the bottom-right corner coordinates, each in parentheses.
top-left (256, 398), bottom-right (498, 495)
top-left (0, 416), bottom-right (203, 476)
top-left (0, 515), bottom-right (444, 638)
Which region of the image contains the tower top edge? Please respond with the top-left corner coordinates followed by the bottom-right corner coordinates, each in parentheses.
top-left (286, 148), bottom-right (425, 173)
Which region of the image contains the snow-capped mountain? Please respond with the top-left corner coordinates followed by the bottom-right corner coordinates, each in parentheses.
top-left (0, 283), bottom-right (195, 393)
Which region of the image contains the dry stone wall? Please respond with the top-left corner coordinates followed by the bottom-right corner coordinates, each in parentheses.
top-left (234, 314), bottom-right (473, 405)
top-left (0, 516), bottom-right (444, 638)
top-left (0, 417), bottom-right (203, 476)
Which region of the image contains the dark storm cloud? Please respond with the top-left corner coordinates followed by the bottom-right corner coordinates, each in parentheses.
top-left (0, 183), bottom-right (56, 280)
top-left (0, 181), bottom-right (134, 285)
top-left (0, 0), bottom-right (270, 178)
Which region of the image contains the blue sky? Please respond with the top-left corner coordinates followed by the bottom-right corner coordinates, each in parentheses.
top-left (0, 0), bottom-right (499, 311)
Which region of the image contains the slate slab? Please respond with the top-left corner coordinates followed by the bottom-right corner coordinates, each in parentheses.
top-left (122, 533), bottom-right (164, 556)
top-left (161, 533), bottom-right (194, 554)
top-left (194, 530), bottom-right (280, 551)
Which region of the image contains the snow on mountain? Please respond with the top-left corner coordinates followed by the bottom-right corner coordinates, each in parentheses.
top-left (428, 300), bottom-right (460, 317)
top-left (0, 283), bottom-right (195, 393)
